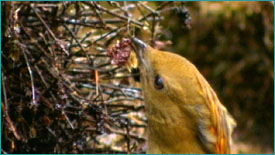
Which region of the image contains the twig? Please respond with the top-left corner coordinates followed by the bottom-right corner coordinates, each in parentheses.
top-left (84, 1), bottom-right (144, 27)
top-left (20, 44), bottom-right (37, 106)
top-left (63, 24), bottom-right (94, 65)
top-left (5, 116), bottom-right (21, 140)
top-left (1, 70), bottom-right (9, 117)
top-left (30, 4), bottom-right (69, 56)
top-left (1, 149), bottom-right (8, 154)
top-left (138, 1), bottom-right (173, 22)
top-left (63, 110), bottom-right (75, 129)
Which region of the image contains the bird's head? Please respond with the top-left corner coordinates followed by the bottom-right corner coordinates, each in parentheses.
top-left (131, 37), bottom-right (236, 154)
top-left (131, 38), bottom-right (204, 122)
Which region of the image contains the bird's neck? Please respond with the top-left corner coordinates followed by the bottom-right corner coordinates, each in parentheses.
top-left (145, 103), bottom-right (206, 154)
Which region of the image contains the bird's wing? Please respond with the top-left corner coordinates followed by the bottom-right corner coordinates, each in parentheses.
top-left (195, 72), bottom-right (236, 154)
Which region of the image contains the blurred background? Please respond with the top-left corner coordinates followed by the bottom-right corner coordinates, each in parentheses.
top-left (1, 1), bottom-right (274, 154)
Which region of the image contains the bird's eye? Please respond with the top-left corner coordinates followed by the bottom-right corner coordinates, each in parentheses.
top-left (154, 75), bottom-right (164, 89)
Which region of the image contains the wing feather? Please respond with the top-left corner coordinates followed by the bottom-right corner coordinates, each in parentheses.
top-left (195, 71), bottom-right (236, 154)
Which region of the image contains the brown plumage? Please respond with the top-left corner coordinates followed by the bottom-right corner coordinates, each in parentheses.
top-left (131, 38), bottom-right (236, 154)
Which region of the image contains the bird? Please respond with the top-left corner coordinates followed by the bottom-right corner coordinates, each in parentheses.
top-left (131, 37), bottom-right (236, 154)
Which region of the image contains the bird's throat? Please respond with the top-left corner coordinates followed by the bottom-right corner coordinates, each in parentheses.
top-left (146, 115), bottom-right (206, 154)
top-left (143, 91), bottom-right (207, 154)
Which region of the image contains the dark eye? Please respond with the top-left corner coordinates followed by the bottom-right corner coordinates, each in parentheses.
top-left (154, 75), bottom-right (164, 89)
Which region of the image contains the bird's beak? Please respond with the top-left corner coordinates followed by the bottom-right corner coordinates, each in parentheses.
top-left (131, 37), bottom-right (147, 50)
top-left (131, 37), bottom-right (147, 65)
